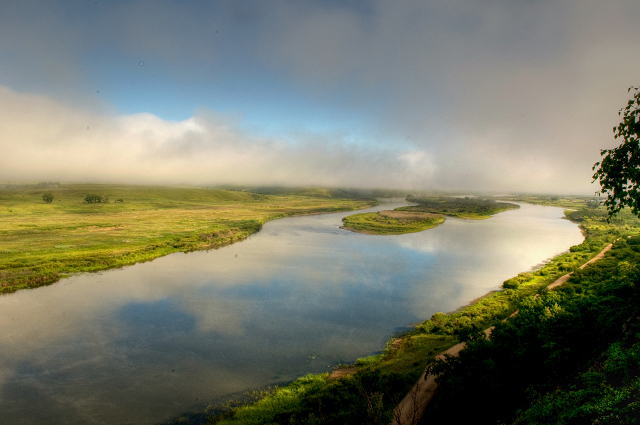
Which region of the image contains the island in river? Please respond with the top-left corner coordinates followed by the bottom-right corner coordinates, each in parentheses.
top-left (341, 209), bottom-right (445, 234)
top-left (341, 196), bottom-right (519, 235)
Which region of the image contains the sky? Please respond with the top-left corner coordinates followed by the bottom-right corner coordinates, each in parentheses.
top-left (1, 0), bottom-right (639, 194)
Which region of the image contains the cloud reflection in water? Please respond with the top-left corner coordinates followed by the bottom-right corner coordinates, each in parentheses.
top-left (0, 201), bottom-right (583, 424)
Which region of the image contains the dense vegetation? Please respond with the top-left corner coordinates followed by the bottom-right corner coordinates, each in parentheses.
top-left (341, 210), bottom-right (445, 235)
top-left (421, 204), bottom-right (640, 425)
top-left (196, 198), bottom-right (634, 425)
top-left (593, 86), bottom-right (640, 218)
top-left (0, 183), bottom-right (375, 293)
top-left (402, 196), bottom-right (519, 219)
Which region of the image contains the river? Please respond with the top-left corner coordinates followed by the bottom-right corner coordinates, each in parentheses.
top-left (0, 200), bottom-right (583, 424)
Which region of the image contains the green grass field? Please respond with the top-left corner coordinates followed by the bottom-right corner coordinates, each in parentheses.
top-left (0, 183), bottom-right (375, 293)
top-left (341, 209), bottom-right (445, 235)
top-left (500, 194), bottom-right (599, 209)
top-left (402, 196), bottom-right (519, 219)
top-left (340, 196), bottom-right (517, 235)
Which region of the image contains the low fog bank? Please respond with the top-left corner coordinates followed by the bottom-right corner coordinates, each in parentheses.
top-left (0, 86), bottom-right (598, 195)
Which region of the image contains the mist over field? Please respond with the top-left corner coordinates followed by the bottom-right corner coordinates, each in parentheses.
top-left (2, 0), bottom-right (640, 193)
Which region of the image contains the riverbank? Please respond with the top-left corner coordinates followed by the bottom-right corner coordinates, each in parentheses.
top-left (392, 240), bottom-right (618, 425)
top-left (0, 184), bottom-right (376, 293)
top-left (419, 220), bottom-right (640, 424)
top-left (200, 198), bottom-right (621, 425)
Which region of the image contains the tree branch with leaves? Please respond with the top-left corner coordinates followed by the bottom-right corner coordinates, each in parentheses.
top-left (593, 86), bottom-right (640, 218)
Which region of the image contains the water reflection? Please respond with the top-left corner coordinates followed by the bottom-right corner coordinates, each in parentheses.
top-left (0, 201), bottom-right (583, 424)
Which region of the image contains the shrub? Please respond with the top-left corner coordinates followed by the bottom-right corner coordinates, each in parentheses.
top-left (84, 194), bottom-right (108, 203)
top-left (503, 272), bottom-right (533, 289)
top-left (42, 192), bottom-right (54, 204)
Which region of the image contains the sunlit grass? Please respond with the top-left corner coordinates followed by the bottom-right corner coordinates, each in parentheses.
top-left (341, 210), bottom-right (445, 235)
top-left (0, 184), bottom-right (375, 292)
top-left (402, 196), bottom-right (519, 219)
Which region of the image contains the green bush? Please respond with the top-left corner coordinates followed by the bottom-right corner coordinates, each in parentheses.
top-left (503, 272), bottom-right (533, 289)
top-left (211, 369), bottom-right (411, 425)
top-left (84, 194), bottom-right (108, 203)
top-left (422, 240), bottom-right (640, 425)
top-left (42, 192), bottom-right (54, 204)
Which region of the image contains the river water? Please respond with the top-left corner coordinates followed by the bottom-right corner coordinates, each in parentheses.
top-left (0, 200), bottom-right (583, 424)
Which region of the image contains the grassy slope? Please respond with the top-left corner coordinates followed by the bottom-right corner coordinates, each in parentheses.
top-left (0, 184), bottom-right (375, 293)
top-left (201, 198), bottom-right (631, 425)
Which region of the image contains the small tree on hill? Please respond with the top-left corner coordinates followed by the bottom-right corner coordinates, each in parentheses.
top-left (42, 192), bottom-right (54, 204)
top-left (593, 86), bottom-right (640, 217)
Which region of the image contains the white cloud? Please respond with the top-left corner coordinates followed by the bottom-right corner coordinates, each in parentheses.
top-left (0, 85), bottom-right (440, 189)
top-left (0, 83), bottom-right (609, 193)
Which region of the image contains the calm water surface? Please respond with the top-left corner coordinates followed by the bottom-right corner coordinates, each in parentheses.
top-left (0, 201), bottom-right (583, 424)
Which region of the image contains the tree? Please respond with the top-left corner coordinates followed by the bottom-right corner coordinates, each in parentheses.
top-left (84, 194), bottom-right (102, 203)
top-left (586, 199), bottom-right (600, 209)
top-left (42, 192), bottom-right (54, 204)
top-left (84, 194), bottom-right (109, 203)
top-left (593, 86), bottom-right (640, 217)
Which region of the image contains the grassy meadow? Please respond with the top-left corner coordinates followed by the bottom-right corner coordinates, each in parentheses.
top-left (0, 183), bottom-right (375, 293)
top-left (402, 195), bottom-right (519, 219)
top-left (502, 194), bottom-right (600, 209)
top-left (341, 210), bottom-right (445, 235)
top-left (340, 195), bottom-right (517, 235)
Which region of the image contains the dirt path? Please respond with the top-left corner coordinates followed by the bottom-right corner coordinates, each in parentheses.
top-left (547, 241), bottom-right (614, 290)
top-left (391, 241), bottom-right (616, 425)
